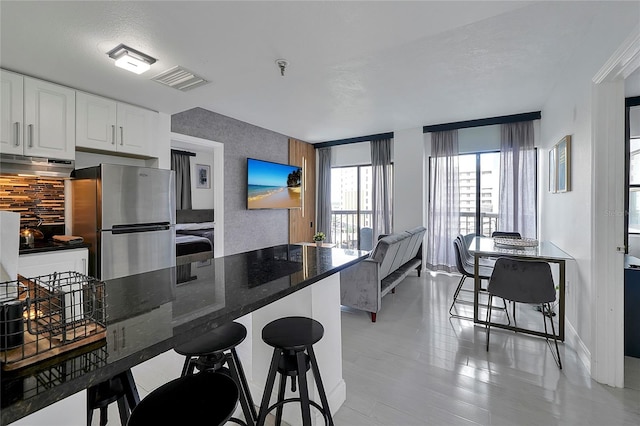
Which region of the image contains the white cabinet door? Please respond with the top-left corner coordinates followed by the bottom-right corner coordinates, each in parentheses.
top-left (23, 77), bottom-right (75, 160)
top-left (76, 91), bottom-right (117, 151)
top-left (18, 248), bottom-right (88, 279)
top-left (76, 92), bottom-right (156, 157)
top-left (0, 69), bottom-right (24, 155)
top-left (116, 102), bottom-right (154, 156)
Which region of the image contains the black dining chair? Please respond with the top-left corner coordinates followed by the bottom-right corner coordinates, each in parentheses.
top-left (485, 257), bottom-right (562, 369)
top-left (450, 238), bottom-right (509, 323)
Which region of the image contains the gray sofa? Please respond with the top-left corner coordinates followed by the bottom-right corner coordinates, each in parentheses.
top-left (340, 226), bottom-right (426, 322)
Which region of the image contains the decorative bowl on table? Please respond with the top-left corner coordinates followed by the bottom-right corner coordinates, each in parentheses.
top-left (493, 237), bottom-right (539, 249)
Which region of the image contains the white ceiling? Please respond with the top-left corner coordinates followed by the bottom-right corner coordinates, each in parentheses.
top-left (1, 1), bottom-right (638, 143)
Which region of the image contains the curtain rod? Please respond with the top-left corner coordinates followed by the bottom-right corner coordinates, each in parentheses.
top-left (314, 132), bottom-right (394, 149)
top-left (423, 111), bottom-right (541, 133)
top-left (171, 149), bottom-right (196, 157)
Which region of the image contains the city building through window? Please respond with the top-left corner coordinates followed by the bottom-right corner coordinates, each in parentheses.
top-left (330, 165), bottom-right (390, 250)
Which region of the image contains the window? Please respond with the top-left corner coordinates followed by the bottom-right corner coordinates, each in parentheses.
top-left (331, 164), bottom-right (392, 250)
top-left (628, 137), bottom-right (640, 233)
top-left (458, 152), bottom-right (501, 236)
top-left (626, 102), bottom-right (640, 248)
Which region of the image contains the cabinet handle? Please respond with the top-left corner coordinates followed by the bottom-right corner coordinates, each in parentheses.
top-left (111, 125), bottom-right (116, 145)
top-left (14, 122), bottom-right (20, 146)
top-left (82, 258), bottom-right (87, 274)
top-left (28, 124), bottom-right (34, 148)
top-left (120, 126), bottom-right (124, 145)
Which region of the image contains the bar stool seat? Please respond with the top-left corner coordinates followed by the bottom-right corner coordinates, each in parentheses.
top-left (87, 369), bottom-right (139, 426)
top-left (174, 321), bottom-right (256, 425)
top-left (257, 316), bottom-right (333, 426)
top-left (127, 371), bottom-right (242, 425)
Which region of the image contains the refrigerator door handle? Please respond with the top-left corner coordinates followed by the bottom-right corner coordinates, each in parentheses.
top-left (111, 223), bottom-right (172, 234)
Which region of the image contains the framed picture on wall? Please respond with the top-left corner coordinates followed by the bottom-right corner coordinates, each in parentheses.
top-left (196, 164), bottom-right (210, 189)
top-left (555, 135), bottom-right (571, 193)
top-left (549, 147), bottom-right (556, 193)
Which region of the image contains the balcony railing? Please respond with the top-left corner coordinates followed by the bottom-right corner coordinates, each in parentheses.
top-left (330, 210), bottom-right (372, 250)
top-left (460, 211), bottom-right (499, 236)
top-left (330, 210), bottom-right (499, 250)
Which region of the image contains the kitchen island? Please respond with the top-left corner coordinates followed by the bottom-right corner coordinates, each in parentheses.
top-left (1, 244), bottom-right (367, 425)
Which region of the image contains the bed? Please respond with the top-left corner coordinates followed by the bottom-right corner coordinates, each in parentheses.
top-left (175, 209), bottom-right (215, 264)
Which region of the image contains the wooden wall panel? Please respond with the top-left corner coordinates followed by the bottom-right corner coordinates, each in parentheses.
top-left (289, 138), bottom-right (316, 243)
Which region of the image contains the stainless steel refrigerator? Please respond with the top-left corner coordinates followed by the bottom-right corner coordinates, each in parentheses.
top-left (71, 164), bottom-right (176, 280)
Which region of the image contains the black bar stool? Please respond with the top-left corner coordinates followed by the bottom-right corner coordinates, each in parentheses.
top-left (257, 316), bottom-right (333, 426)
top-left (127, 371), bottom-right (245, 425)
top-left (86, 369), bottom-right (139, 426)
top-left (174, 321), bottom-right (257, 425)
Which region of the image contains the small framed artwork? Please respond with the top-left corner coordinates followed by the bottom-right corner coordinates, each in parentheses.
top-left (196, 164), bottom-right (211, 189)
top-left (549, 147), bottom-right (556, 193)
top-left (555, 135), bottom-right (571, 193)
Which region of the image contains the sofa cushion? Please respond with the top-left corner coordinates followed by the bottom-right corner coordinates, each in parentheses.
top-left (403, 226), bottom-right (426, 264)
top-left (388, 233), bottom-right (413, 273)
top-left (369, 233), bottom-right (405, 279)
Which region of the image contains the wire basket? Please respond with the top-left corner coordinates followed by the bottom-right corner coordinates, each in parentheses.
top-left (0, 272), bottom-right (106, 371)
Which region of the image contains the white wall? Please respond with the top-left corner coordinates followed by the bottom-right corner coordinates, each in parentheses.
top-left (331, 141), bottom-right (371, 167)
top-left (539, 5), bottom-right (639, 361)
top-left (458, 125), bottom-right (500, 154)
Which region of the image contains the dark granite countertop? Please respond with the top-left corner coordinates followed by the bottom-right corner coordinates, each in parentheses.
top-left (18, 241), bottom-right (91, 255)
top-left (0, 244), bottom-right (366, 425)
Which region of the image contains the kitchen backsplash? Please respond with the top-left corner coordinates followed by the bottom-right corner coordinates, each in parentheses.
top-left (0, 176), bottom-right (65, 228)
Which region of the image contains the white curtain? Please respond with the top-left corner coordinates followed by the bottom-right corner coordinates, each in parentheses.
top-left (316, 147), bottom-right (332, 242)
top-left (426, 130), bottom-right (459, 272)
top-left (371, 138), bottom-right (393, 241)
top-left (499, 122), bottom-right (536, 238)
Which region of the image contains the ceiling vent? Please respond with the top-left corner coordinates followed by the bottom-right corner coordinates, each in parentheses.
top-left (151, 66), bottom-right (209, 91)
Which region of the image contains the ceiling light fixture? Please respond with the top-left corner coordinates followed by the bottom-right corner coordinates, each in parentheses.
top-left (107, 44), bottom-right (157, 75)
top-left (276, 59), bottom-right (288, 76)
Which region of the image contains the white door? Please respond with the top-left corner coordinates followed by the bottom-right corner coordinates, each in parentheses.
top-left (0, 70), bottom-right (24, 155)
top-left (116, 102), bottom-right (153, 156)
top-left (76, 92), bottom-right (117, 151)
top-left (23, 77), bottom-right (75, 160)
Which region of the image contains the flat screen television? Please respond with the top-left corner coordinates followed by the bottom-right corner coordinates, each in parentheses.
top-left (247, 158), bottom-right (302, 210)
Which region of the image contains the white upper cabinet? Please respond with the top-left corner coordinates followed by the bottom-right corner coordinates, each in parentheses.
top-left (0, 70), bottom-right (24, 155)
top-left (1, 70), bottom-right (75, 160)
top-left (76, 91), bottom-right (156, 157)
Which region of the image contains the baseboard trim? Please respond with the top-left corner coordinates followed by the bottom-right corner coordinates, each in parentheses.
top-left (566, 319), bottom-right (591, 375)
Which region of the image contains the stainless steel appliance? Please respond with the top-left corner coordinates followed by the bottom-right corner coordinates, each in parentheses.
top-left (71, 164), bottom-right (176, 280)
top-left (0, 153), bottom-right (74, 177)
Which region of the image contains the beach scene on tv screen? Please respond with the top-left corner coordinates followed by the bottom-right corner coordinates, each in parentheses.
top-left (248, 159), bottom-right (302, 209)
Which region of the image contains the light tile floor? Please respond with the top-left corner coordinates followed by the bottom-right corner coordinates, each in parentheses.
top-left (334, 271), bottom-right (640, 425)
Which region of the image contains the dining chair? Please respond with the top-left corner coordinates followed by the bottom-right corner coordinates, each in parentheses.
top-left (450, 238), bottom-right (509, 323)
top-left (485, 257), bottom-right (562, 369)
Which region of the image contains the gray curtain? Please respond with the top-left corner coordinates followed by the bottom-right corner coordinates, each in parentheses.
top-left (171, 151), bottom-right (192, 210)
top-left (426, 130), bottom-right (459, 272)
top-left (370, 138), bottom-right (393, 242)
top-left (316, 147), bottom-right (332, 243)
top-left (499, 121), bottom-right (536, 238)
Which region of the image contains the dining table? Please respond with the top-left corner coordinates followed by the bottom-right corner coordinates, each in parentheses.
top-left (468, 236), bottom-right (573, 341)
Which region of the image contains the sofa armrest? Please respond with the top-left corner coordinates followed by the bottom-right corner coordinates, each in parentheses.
top-left (339, 259), bottom-right (382, 313)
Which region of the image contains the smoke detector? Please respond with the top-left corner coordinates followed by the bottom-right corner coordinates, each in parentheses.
top-left (276, 59), bottom-right (289, 76)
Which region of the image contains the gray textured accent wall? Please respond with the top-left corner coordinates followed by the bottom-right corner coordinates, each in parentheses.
top-left (172, 107), bottom-right (289, 255)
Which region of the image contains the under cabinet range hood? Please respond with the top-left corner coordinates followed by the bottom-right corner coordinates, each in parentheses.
top-left (0, 154), bottom-right (75, 178)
